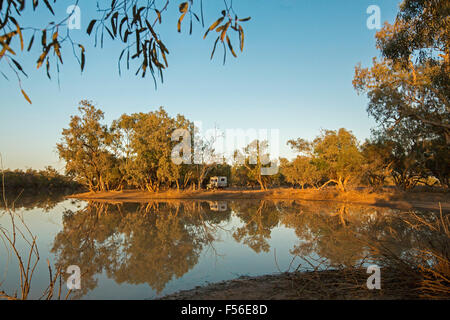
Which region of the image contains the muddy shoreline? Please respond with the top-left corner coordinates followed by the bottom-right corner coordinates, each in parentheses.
top-left (157, 269), bottom-right (422, 300)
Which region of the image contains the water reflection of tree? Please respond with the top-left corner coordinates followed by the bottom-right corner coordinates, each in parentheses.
top-left (0, 191), bottom-right (70, 212)
top-left (214, 200), bottom-right (421, 266)
top-left (230, 201), bottom-right (280, 253)
top-left (51, 201), bottom-right (232, 297)
top-left (280, 201), bottom-right (421, 269)
top-left (49, 199), bottom-right (436, 299)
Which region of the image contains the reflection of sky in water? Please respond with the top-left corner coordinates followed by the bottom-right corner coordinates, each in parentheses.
top-left (0, 200), bottom-right (78, 299)
top-left (0, 198), bottom-right (408, 300)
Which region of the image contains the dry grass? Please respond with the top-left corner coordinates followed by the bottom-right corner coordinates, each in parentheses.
top-left (289, 268), bottom-right (420, 300)
top-left (398, 206), bottom-right (449, 299)
top-left (290, 205), bottom-right (450, 300)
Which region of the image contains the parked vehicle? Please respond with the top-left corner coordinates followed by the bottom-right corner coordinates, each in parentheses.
top-left (207, 176), bottom-right (228, 190)
top-left (208, 201), bottom-right (228, 211)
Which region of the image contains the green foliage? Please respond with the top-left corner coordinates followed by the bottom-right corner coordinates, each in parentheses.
top-left (58, 102), bottom-right (196, 192)
top-left (353, 0), bottom-right (449, 144)
top-left (57, 100), bottom-right (117, 192)
top-left (1, 167), bottom-right (81, 193)
top-left (353, 0), bottom-right (449, 190)
top-left (371, 121), bottom-right (449, 190)
top-left (281, 156), bottom-right (321, 189)
top-left (230, 159), bottom-right (250, 188)
top-left (118, 107), bottom-right (192, 191)
top-left (360, 139), bottom-right (393, 191)
top-left (312, 129), bottom-right (364, 192)
top-left (231, 140), bottom-right (275, 190)
top-left (191, 131), bottom-right (220, 189)
top-left (283, 129), bottom-right (364, 192)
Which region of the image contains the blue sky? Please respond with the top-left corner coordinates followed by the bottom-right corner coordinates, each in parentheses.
top-left (0, 0), bottom-right (401, 170)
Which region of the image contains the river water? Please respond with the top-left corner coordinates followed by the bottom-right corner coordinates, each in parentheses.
top-left (0, 195), bottom-right (431, 299)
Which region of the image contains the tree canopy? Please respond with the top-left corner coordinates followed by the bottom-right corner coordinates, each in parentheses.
top-left (353, 0), bottom-right (449, 143)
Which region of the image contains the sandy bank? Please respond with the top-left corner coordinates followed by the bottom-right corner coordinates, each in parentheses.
top-left (68, 188), bottom-right (449, 211)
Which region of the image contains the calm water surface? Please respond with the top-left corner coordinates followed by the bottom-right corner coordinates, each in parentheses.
top-left (0, 195), bottom-right (424, 299)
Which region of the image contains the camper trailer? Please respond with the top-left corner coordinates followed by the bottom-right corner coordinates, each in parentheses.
top-left (208, 201), bottom-right (228, 211)
top-left (207, 176), bottom-right (228, 190)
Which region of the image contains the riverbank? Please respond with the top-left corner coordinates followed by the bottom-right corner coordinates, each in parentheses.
top-left (68, 188), bottom-right (449, 211)
top-left (158, 268), bottom-right (424, 300)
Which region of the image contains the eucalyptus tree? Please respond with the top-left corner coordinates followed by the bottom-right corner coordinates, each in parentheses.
top-left (1, 0), bottom-right (251, 103)
top-left (353, 0), bottom-right (449, 144)
top-left (122, 107), bottom-right (192, 191)
top-left (236, 140), bottom-right (273, 191)
top-left (371, 121), bottom-right (435, 190)
top-left (360, 139), bottom-right (393, 191)
top-left (57, 100), bottom-right (116, 192)
top-left (312, 129), bottom-right (364, 192)
top-left (192, 129), bottom-right (219, 190)
top-left (283, 138), bottom-right (322, 189)
top-left (281, 156), bottom-right (321, 190)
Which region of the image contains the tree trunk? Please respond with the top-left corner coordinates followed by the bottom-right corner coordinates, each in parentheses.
top-left (337, 177), bottom-right (346, 193)
top-left (257, 177), bottom-right (266, 191)
top-left (319, 179), bottom-right (336, 190)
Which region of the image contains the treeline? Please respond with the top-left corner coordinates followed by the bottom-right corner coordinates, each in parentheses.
top-left (1, 167), bottom-right (82, 193)
top-left (280, 127), bottom-right (448, 191)
top-left (57, 101), bottom-right (234, 192)
top-left (57, 101), bottom-right (448, 193)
